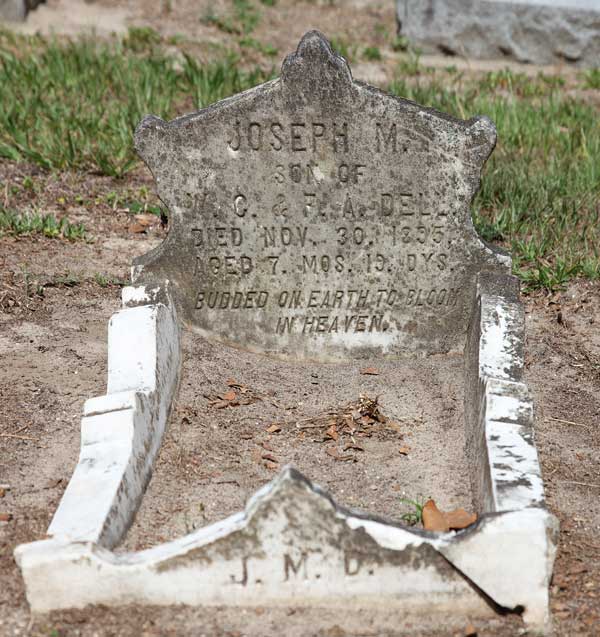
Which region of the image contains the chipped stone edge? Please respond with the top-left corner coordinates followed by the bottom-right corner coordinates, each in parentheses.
top-left (39, 284), bottom-right (180, 549)
top-left (464, 272), bottom-right (558, 632)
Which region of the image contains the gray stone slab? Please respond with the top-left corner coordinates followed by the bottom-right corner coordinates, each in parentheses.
top-left (398, 0), bottom-right (600, 67)
top-left (134, 30), bottom-right (509, 361)
top-left (0, 0), bottom-right (26, 21)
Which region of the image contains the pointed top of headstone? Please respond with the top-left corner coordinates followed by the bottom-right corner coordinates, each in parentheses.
top-left (281, 29), bottom-right (352, 89)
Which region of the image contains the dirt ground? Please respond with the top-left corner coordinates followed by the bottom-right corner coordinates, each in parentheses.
top-left (1, 164), bottom-right (599, 637)
top-left (1, 1), bottom-right (600, 635)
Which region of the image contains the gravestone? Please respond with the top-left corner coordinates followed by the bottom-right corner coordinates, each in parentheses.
top-left (398, 0), bottom-right (600, 67)
top-left (0, 0), bottom-right (26, 21)
top-left (15, 32), bottom-right (558, 633)
top-left (134, 30), bottom-right (508, 360)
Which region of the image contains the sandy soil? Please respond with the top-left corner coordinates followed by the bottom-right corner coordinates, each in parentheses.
top-left (123, 339), bottom-right (469, 551)
top-left (1, 2), bottom-right (600, 635)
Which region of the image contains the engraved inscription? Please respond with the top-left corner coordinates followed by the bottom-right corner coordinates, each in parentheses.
top-left (133, 31), bottom-right (506, 358)
top-left (284, 552), bottom-right (309, 581)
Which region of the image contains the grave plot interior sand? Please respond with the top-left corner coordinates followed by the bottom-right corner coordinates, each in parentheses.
top-left (123, 334), bottom-right (469, 550)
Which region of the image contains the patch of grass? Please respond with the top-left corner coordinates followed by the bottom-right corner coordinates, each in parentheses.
top-left (363, 46), bottom-right (382, 62)
top-left (396, 50), bottom-right (425, 77)
top-left (123, 26), bottom-right (162, 52)
top-left (201, 0), bottom-right (261, 36)
top-left (0, 32), bottom-right (271, 177)
top-left (0, 208), bottom-right (87, 240)
top-left (181, 52), bottom-right (271, 108)
top-left (479, 68), bottom-right (565, 97)
top-left (239, 36), bottom-right (278, 57)
top-left (389, 76), bottom-right (600, 291)
top-left (399, 496), bottom-right (428, 526)
top-left (51, 272), bottom-right (82, 287)
top-left (392, 35), bottom-right (410, 52)
top-left (581, 68), bottom-right (600, 89)
top-left (0, 35), bottom-right (179, 177)
top-left (94, 273), bottom-right (127, 288)
top-left (329, 37), bottom-right (357, 63)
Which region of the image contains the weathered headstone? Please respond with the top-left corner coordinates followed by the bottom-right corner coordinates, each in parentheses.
top-left (398, 0), bottom-right (600, 67)
top-left (134, 30), bottom-right (508, 360)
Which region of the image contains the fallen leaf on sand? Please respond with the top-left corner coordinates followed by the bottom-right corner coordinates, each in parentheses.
top-left (0, 488), bottom-right (5, 498)
top-left (325, 447), bottom-right (355, 462)
top-left (422, 500), bottom-right (449, 532)
top-left (128, 223), bottom-right (146, 234)
top-left (399, 445), bottom-right (411, 455)
top-left (227, 378), bottom-right (250, 393)
top-left (360, 367), bottom-right (380, 375)
top-left (343, 442), bottom-right (365, 452)
top-left (464, 623), bottom-right (477, 637)
top-left (445, 508), bottom-right (477, 530)
top-left (0, 513), bottom-right (13, 522)
top-left (423, 500), bottom-right (477, 532)
top-left (134, 213), bottom-right (157, 226)
top-left (261, 452), bottom-right (278, 463)
top-left (325, 424), bottom-right (339, 441)
top-left (221, 390), bottom-right (237, 401)
top-left (266, 424), bottom-right (281, 434)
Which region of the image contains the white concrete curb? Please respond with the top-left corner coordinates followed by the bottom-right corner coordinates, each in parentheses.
top-left (41, 287), bottom-right (180, 549)
top-left (464, 274), bottom-right (558, 631)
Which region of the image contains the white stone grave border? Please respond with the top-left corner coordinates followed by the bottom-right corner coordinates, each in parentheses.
top-left (14, 275), bottom-right (557, 634)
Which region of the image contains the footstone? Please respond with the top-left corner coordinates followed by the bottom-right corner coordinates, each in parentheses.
top-left (398, 0), bottom-right (600, 67)
top-left (133, 30), bottom-right (509, 361)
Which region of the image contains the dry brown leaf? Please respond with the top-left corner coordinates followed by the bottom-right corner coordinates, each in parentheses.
top-left (261, 452), bottom-right (277, 463)
top-left (134, 213), bottom-right (157, 226)
top-left (325, 424), bottom-right (339, 441)
top-left (464, 623), bottom-right (477, 637)
top-left (0, 513), bottom-right (13, 522)
top-left (360, 367), bottom-right (380, 375)
top-left (386, 421), bottom-right (403, 433)
top-left (0, 488), bottom-right (5, 498)
top-left (343, 443), bottom-right (365, 452)
top-left (261, 440), bottom-right (274, 452)
top-left (399, 445), bottom-right (411, 456)
top-left (423, 500), bottom-right (477, 532)
top-left (128, 223), bottom-right (146, 234)
top-left (325, 447), bottom-right (355, 462)
top-left (266, 424), bottom-right (281, 434)
top-left (211, 400), bottom-right (229, 409)
top-left (221, 390), bottom-right (237, 401)
top-left (422, 500), bottom-right (449, 532)
top-left (445, 508), bottom-right (477, 530)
